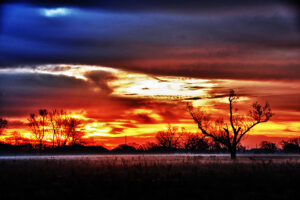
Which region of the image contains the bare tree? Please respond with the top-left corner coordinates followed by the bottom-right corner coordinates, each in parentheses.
top-left (155, 125), bottom-right (183, 150)
top-left (0, 118), bottom-right (8, 136)
top-left (49, 110), bottom-right (58, 148)
top-left (28, 109), bottom-right (48, 149)
top-left (260, 141), bottom-right (277, 153)
top-left (281, 138), bottom-right (300, 153)
top-left (28, 114), bottom-right (44, 149)
top-left (39, 109), bottom-right (48, 147)
top-left (67, 118), bottom-right (83, 146)
top-left (182, 133), bottom-right (209, 152)
top-left (188, 89), bottom-right (273, 159)
top-left (30, 109), bottom-right (84, 148)
top-left (49, 109), bottom-right (69, 148)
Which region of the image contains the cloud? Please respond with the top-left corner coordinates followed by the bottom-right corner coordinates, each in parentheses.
top-left (133, 114), bottom-right (157, 124)
top-left (0, 3), bottom-right (299, 81)
top-left (84, 70), bottom-right (117, 94)
top-left (0, 72), bottom-right (110, 117)
top-left (1, 65), bottom-right (299, 124)
top-left (2, 1), bottom-right (297, 13)
top-left (0, 66), bottom-right (191, 127)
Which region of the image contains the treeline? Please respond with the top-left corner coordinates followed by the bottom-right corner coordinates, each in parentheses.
top-left (0, 109), bottom-right (86, 152)
top-left (0, 122), bottom-right (299, 154)
top-left (0, 138), bottom-right (299, 154)
top-left (138, 125), bottom-right (300, 154)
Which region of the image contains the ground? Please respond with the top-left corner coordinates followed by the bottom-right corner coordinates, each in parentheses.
top-left (0, 154), bottom-right (300, 200)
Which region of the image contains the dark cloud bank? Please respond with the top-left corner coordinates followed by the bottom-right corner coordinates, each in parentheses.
top-left (0, 0), bottom-right (299, 80)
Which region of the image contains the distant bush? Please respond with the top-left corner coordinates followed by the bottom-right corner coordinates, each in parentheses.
top-left (282, 138), bottom-right (300, 153)
top-left (260, 141), bottom-right (277, 153)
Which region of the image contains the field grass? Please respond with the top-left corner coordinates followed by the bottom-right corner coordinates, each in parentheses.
top-left (0, 154), bottom-right (300, 200)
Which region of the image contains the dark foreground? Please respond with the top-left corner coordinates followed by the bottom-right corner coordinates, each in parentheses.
top-left (0, 154), bottom-right (300, 200)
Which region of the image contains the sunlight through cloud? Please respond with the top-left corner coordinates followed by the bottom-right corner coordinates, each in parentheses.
top-left (40, 8), bottom-right (71, 17)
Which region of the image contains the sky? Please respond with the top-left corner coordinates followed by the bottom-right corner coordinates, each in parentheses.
top-left (0, 0), bottom-right (299, 148)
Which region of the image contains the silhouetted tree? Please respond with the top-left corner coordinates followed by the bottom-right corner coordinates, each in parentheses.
top-left (29, 109), bottom-right (84, 149)
top-left (67, 118), bottom-right (83, 146)
top-left (155, 125), bottom-right (183, 150)
top-left (49, 109), bottom-right (69, 147)
top-left (260, 141), bottom-right (277, 153)
top-left (28, 110), bottom-right (48, 149)
top-left (39, 109), bottom-right (48, 144)
top-left (182, 133), bottom-right (209, 152)
top-left (0, 118), bottom-right (8, 136)
top-left (188, 89), bottom-right (273, 159)
top-left (281, 138), bottom-right (300, 153)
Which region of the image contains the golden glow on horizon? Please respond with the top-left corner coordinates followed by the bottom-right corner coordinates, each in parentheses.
top-left (2, 113), bottom-right (300, 148)
top-left (4, 120), bottom-right (300, 146)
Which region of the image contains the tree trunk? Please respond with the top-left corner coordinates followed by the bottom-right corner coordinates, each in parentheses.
top-left (39, 140), bottom-right (43, 151)
top-left (230, 147), bottom-right (237, 160)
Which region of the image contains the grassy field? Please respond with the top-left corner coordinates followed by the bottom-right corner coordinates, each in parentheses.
top-left (0, 154), bottom-right (300, 200)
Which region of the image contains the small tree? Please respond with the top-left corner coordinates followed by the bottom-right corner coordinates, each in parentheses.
top-left (281, 138), bottom-right (300, 153)
top-left (67, 118), bottom-right (83, 146)
top-left (39, 109), bottom-right (48, 148)
top-left (188, 89), bottom-right (273, 160)
top-left (183, 133), bottom-right (209, 152)
top-left (260, 141), bottom-right (277, 153)
top-left (28, 113), bottom-right (47, 149)
top-left (155, 125), bottom-right (183, 150)
top-left (49, 109), bottom-right (69, 148)
top-left (29, 109), bottom-right (84, 149)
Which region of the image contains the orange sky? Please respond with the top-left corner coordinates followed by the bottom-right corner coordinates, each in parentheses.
top-left (0, 64), bottom-right (299, 149)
